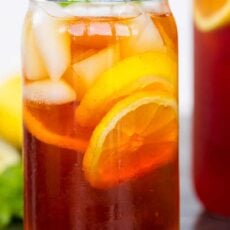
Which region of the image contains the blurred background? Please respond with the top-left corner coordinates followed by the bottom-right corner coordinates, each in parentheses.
top-left (0, 0), bottom-right (198, 229)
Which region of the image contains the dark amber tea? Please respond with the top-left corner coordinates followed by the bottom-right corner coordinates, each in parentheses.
top-left (194, 0), bottom-right (230, 217)
top-left (22, 0), bottom-right (179, 229)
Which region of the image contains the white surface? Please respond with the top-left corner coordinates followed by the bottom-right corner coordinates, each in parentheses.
top-left (170, 0), bottom-right (194, 117)
top-left (0, 0), bottom-right (28, 78)
top-left (0, 0), bottom-right (193, 117)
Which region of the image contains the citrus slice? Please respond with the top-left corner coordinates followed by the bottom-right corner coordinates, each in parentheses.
top-left (23, 80), bottom-right (89, 152)
top-left (83, 91), bottom-right (178, 188)
top-left (194, 0), bottom-right (230, 31)
top-left (24, 107), bottom-right (88, 153)
top-left (76, 51), bottom-right (176, 127)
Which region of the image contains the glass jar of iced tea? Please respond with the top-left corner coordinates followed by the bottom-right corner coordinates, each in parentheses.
top-left (194, 0), bottom-right (230, 218)
top-left (22, 0), bottom-right (179, 229)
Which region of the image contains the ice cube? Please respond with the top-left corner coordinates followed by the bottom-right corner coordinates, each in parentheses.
top-left (121, 14), bottom-right (164, 57)
top-left (65, 3), bottom-right (140, 18)
top-left (88, 22), bottom-right (112, 36)
top-left (73, 44), bottom-right (120, 96)
top-left (114, 23), bottom-right (131, 37)
top-left (65, 4), bottom-right (112, 17)
top-left (37, 1), bottom-right (70, 18)
top-left (33, 9), bottom-right (71, 81)
top-left (24, 80), bottom-right (76, 104)
top-left (22, 17), bottom-right (48, 80)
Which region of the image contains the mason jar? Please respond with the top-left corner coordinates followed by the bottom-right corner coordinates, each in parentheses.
top-left (22, 0), bottom-right (179, 229)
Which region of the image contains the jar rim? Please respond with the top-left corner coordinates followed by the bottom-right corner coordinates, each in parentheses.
top-left (30, 0), bottom-right (169, 18)
top-left (31, 0), bottom-right (165, 2)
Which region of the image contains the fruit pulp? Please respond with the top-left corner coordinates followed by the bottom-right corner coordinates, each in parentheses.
top-left (194, 24), bottom-right (230, 216)
top-left (23, 2), bottom-right (178, 229)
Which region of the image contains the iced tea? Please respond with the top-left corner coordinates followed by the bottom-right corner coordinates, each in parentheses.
top-left (22, 1), bottom-right (179, 229)
top-left (194, 0), bottom-right (230, 217)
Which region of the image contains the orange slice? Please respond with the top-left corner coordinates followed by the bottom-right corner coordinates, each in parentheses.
top-left (194, 0), bottom-right (230, 31)
top-left (83, 91), bottom-right (178, 188)
top-left (24, 107), bottom-right (88, 153)
top-left (76, 51), bottom-right (176, 127)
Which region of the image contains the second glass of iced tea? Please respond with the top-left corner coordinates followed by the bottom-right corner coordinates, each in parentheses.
top-left (194, 0), bottom-right (230, 218)
top-left (22, 0), bottom-right (179, 229)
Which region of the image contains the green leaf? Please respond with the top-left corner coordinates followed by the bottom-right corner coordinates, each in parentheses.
top-left (0, 206), bottom-right (11, 229)
top-left (59, 1), bottom-right (76, 7)
top-left (58, 0), bottom-right (90, 7)
top-left (0, 164), bottom-right (23, 228)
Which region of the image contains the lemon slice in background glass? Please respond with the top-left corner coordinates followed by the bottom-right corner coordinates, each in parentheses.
top-left (194, 0), bottom-right (230, 31)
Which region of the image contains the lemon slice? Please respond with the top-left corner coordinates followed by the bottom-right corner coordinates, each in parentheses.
top-left (76, 51), bottom-right (176, 127)
top-left (195, 0), bottom-right (230, 31)
top-left (83, 91), bottom-right (178, 188)
top-left (24, 107), bottom-right (88, 153)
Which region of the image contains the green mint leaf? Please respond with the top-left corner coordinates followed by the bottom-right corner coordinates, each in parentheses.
top-left (58, 0), bottom-right (90, 7)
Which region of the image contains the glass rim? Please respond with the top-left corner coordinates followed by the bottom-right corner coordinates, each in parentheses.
top-left (31, 0), bottom-right (165, 2)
